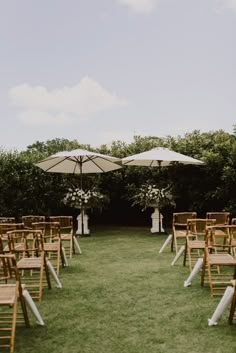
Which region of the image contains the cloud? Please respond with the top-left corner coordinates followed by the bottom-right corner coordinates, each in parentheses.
top-left (116, 0), bottom-right (160, 14)
top-left (9, 76), bottom-right (128, 125)
top-left (215, 0), bottom-right (236, 13)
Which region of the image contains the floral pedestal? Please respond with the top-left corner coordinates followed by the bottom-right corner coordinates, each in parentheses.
top-left (151, 207), bottom-right (164, 233)
top-left (76, 210), bottom-right (90, 235)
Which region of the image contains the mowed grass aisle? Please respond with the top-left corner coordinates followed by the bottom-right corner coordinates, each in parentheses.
top-left (15, 227), bottom-right (236, 353)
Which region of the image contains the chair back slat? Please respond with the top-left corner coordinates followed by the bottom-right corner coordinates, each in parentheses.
top-left (206, 212), bottom-right (230, 225)
top-left (22, 215), bottom-right (45, 229)
top-left (49, 216), bottom-right (73, 230)
top-left (32, 221), bottom-right (61, 242)
top-left (173, 212), bottom-right (197, 226)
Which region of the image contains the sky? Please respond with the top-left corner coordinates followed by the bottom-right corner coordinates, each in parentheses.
top-left (0, 0), bottom-right (235, 151)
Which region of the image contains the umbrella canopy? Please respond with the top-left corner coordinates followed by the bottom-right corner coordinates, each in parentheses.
top-left (35, 148), bottom-right (122, 235)
top-left (121, 147), bottom-right (204, 233)
top-left (35, 148), bottom-right (122, 174)
top-left (121, 147), bottom-right (204, 167)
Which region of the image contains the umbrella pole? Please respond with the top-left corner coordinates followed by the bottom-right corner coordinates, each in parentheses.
top-left (79, 162), bottom-right (84, 235)
top-left (158, 161), bottom-right (162, 233)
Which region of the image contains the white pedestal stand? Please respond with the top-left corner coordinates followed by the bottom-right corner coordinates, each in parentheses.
top-left (76, 210), bottom-right (90, 235)
top-left (151, 207), bottom-right (164, 233)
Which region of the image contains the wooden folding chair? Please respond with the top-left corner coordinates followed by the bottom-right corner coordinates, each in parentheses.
top-left (0, 223), bottom-right (24, 251)
top-left (206, 212), bottom-right (230, 241)
top-left (49, 216), bottom-right (75, 258)
top-left (201, 225), bottom-right (236, 297)
top-left (22, 215), bottom-right (45, 230)
top-left (0, 254), bottom-right (30, 353)
top-left (183, 218), bottom-right (215, 271)
top-left (7, 229), bottom-right (51, 302)
top-left (32, 222), bottom-right (64, 275)
top-left (171, 212), bottom-right (197, 253)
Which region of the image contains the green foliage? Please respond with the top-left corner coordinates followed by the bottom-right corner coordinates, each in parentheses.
top-left (0, 149), bottom-right (67, 217)
top-left (0, 129), bottom-right (236, 222)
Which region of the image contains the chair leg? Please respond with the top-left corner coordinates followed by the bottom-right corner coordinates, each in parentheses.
top-left (72, 237), bottom-right (76, 255)
top-left (171, 233), bottom-right (174, 252)
top-left (201, 255), bottom-right (207, 287)
top-left (208, 263), bottom-right (214, 298)
top-left (10, 300), bottom-right (18, 353)
top-left (44, 257), bottom-right (52, 292)
top-left (174, 236), bottom-right (179, 253)
top-left (188, 249), bottom-right (193, 272)
top-left (18, 287), bottom-right (30, 327)
top-left (183, 243), bottom-right (187, 267)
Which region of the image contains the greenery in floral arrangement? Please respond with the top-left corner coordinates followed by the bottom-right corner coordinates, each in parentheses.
top-left (63, 187), bottom-right (109, 210)
top-left (129, 183), bottom-right (176, 211)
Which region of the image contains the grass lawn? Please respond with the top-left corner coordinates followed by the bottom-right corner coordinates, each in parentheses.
top-left (15, 226), bottom-right (236, 353)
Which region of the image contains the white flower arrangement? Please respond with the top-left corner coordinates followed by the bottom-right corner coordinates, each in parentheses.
top-left (130, 184), bottom-right (175, 211)
top-left (63, 187), bottom-right (109, 210)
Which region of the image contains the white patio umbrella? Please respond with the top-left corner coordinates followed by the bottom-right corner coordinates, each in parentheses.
top-left (121, 147), bottom-right (204, 232)
top-left (121, 147), bottom-right (204, 167)
top-left (35, 148), bottom-right (122, 234)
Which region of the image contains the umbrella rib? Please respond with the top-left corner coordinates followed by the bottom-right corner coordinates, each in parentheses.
top-left (72, 157), bottom-right (81, 174)
top-left (43, 157), bottom-right (69, 172)
top-left (41, 156), bottom-right (82, 172)
top-left (122, 160), bottom-right (135, 165)
top-left (86, 156), bottom-right (107, 172)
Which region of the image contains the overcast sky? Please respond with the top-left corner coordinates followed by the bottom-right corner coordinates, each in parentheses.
top-left (0, 0), bottom-right (235, 151)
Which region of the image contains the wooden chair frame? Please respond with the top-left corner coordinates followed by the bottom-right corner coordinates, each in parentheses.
top-left (49, 216), bottom-right (75, 258)
top-left (32, 221), bottom-right (64, 275)
top-left (183, 218), bottom-right (215, 271)
top-left (7, 229), bottom-right (51, 302)
top-left (171, 212), bottom-right (197, 253)
top-left (0, 254), bottom-right (30, 353)
top-left (201, 225), bottom-right (236, 297)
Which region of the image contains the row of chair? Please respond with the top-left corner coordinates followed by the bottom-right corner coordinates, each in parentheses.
top-left (171, 211), bottom-right (232, 253)
top-left (0, 215), bottom-right (77, 259)
top-left (161, 212), bottom-right (236, 325)
top-left (0, 215), bottom-right (81, 352)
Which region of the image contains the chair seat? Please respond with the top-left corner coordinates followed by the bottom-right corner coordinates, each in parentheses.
top-left (175, 231), bottom-right (186, 238)
top-left (17, 257), bottom-right (43, 269)
top-left (208, 253), bottom-right (236, 265)
top-left (44, 243), bottom-right (59, 251)
top-left (61, 234), bottom-right (72, 240)
top-left (0, 285), bottom-right (17, 305)
top-left (188, 240), bottom-right (205, 249)
top-left (3, 243), bottom-right (25, 252)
